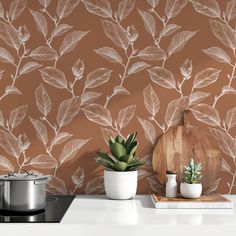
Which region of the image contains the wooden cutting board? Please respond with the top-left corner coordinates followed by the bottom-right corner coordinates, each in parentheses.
top-left (152, 111), bottom-right (222, 192)
top-left (151, 194), bottom-right (233, 209)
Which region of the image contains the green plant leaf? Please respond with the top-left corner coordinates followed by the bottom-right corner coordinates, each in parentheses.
top-left (96, 151), bottom-right (116, 163)
top-left (125, 132), bottom-right (137, 149)
top-left (126, 141), bottom-right (137, 154)
top-left (113, 161), bottom-right (127, 171)
top-left (115, 135), bottom-right (125, 145)
top-left (119, 154), bottom-right (134, 163)
top-left (97, 160), bottom-right (113, 169)
top-left (110, 142), bottom-right (126, 159)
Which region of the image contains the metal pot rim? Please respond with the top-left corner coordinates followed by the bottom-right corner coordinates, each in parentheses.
top-left (0, 172), bottom-right (49, 181)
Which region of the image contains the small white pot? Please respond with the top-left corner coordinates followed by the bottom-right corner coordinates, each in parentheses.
top-left (104, 170), bottom-right (137, 200)
top-left (180, 183), bottom-right (202, 199)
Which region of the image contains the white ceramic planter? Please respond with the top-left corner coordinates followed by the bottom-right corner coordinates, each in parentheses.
top-left (180, 182), bottom-right (202, 199)
top-left (104, 170), bottom-right (137, 200)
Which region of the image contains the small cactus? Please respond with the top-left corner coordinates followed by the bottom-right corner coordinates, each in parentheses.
top-left (183, 159), bottom-right (202, 184)
top-left (96, 132), bottom-right (145, 171)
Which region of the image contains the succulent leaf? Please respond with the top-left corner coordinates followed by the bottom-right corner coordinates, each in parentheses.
top-left (113, 161), bottom-right (127, 171)
top-left (97, 132), bottom-right (146, 171)
top-left (119, 154), bottom-right (133, 163)
top-left (115, 135), bottom-right (125, 145)
top-left (110, 142), bottom-right (126, 159)
top-left (96, 152), bottom-right (116, 163)
top-left (183, 158), bottom-right (202, 184)
top-left (125, 132), bottom-right (137, 149)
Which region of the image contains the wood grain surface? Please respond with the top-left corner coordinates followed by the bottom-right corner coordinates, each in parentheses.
top-left (152, 194), bottom-right (230, 203)
top-left (152, 111), bottom-right (222, 192)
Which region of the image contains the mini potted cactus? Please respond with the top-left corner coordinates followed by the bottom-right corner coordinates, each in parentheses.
top-left (96, 132), bottom-right (145, 200)
top-left (180, 159), bottom-right (202, 199)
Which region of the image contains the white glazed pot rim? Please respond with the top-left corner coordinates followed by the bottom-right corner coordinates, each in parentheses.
top-left (181, 182), bottom-right (202, 185)
top-left (104, 170), bottom-right (137, 172)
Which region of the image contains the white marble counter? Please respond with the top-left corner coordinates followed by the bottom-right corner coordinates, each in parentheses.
top-left (1, 195), bottom-right (236, 236)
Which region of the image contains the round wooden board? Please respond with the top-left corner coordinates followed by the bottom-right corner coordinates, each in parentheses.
top-left (152, 111), bottom-right (222, 192)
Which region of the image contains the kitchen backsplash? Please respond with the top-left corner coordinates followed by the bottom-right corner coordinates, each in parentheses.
top-left (0, 0), bottom-right (235, 194)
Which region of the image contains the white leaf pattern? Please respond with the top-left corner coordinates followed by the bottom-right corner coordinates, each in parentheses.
top-left (210, 128), bottom-right (236, 159)
top-left (81, 91), bottom-right (102, 106)
top-left (102, 20), bottom-right (129, 49)
top-left (146, 0), bottom-right (160, 8)
top-left (0, 21), bottom-right (21, 49)
top-left (0, 47), bottom-right (15, 64)
top-left (57, 0), bottom-right (80, 19)
top-left (138, 10), bottom-right (156, 36)
top-left (113, 86), bottom-right (130, 95)
top-left (72, 167), bottom-right (84, 186)
top-left (138, 46), bottom-right (166, 61)
top-left (51, 132), bottom-right (73, 146)
top-left (59, 139), bottom-right (89, 164)
top-left (35, 84), bottom-right (52, 117)
top-left (30, 154), bottom-right (58, 169)
top-left (9, 105), bottom-right (28, 130)
top-left (165, 97), bottom-right (189, 128)
top-left (191, 103), bottom-right (221, 127)
top-left (165, 0), bottom-right (188, 19)
top-left (5, 86), bottom-right (22, 95)
top-left (47, 176), bottom-right (68, 194)
top-left (148, 67), bottom-right (176, 89)
top-left (30, 46), bottom-right (58, 61)
top-left (30, 118), bottom-right (48, 145)
top-left (59, 31), bottom-right (89, 56)
top-left (0, 155), bottom-right (14, 172)
top-left (85, 68), bottom-right (112, 89)
top-left (38, 0), bottom-right (51, 8)
top-left (100, 127), bottom-right (118, 144)
top-left (191, 0), bottom-right (221, 18)
top-left (117, 105), bottom-right (136, 129)
top-left (127, 62), bottom-right (150, 75)
top-left (138, 117), bottom-right (157, 145)
top-left (189, 91), bottom-right (210, 106)
top-left (85, 176), bottom-right (104, 194)
top-left (168, 31), bottom-right (197, 56)
top-left (19, 62), bottom-right (41, 75)
top-left (82, 103), bottom-right (112, 126)
top-left (9, 0), bottom-right (27, 21)
top-left (143, 84), bottom-right (160, 116)
top-left (0, 130), bottom-right (21, 158)
top-left (0, 2), bottom-right (3, 18)
top-left (226, 107), bottom-right (236, 130)
top-left (117, 0), bottom-right (135, 22)
top-left (160, 24), bottom-right (181, 38)
top-left (210, 19), bottom-right (236, 49)
top-left (226, 0), bottom-right (236, 20)
top-left (193, 68), bottom-right (221, 89)
top-left (57, 97), bottom-right (81, 127)
top-left (83, 0), bottom-right (112, 18)
top-left (94, 47), bottom-right (123, 64)
top-left (202, 47), bottom-right (231, 64)
top-left (30, 9), bottom-right (48, 36)
top-left (51, 24), bottom-right (73, 38)
top-left (39, 67), bottom-right (68, 89)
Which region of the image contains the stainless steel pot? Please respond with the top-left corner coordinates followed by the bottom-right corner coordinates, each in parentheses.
top-left (0, 170), bottom-right (49, 212)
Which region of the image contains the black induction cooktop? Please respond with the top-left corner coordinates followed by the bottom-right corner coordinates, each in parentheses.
top-left (0, 195), bottom-right (75, 223)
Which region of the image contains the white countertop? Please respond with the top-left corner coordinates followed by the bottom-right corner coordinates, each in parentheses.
top-left (2, 195), bottom-right (236, 236)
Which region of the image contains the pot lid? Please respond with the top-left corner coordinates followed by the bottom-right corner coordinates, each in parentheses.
top-left (0, 170), bottom-right (48, 181)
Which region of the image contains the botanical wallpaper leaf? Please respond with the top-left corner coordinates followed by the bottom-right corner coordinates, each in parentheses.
top-left (0, 0), bottom-right (235, 194)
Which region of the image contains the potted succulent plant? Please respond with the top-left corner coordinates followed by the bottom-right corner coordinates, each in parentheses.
top-left (180, 159), bottom-right (202, 199)
top-left (96, 132), bottom-right (145, 200)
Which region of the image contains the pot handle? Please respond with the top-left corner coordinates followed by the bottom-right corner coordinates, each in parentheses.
top-left (34, 179), bottom-right (47, 185)
top-left (8, 169), bottom-right (36, 177)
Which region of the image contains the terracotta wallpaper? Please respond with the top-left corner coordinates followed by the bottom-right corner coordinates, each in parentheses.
top-left (0, 0), bottom-right (235, 195)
